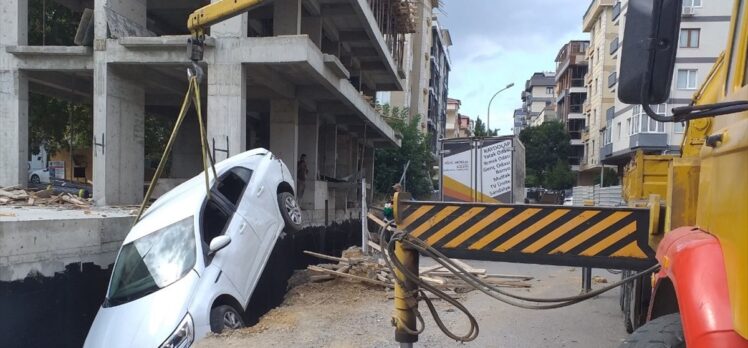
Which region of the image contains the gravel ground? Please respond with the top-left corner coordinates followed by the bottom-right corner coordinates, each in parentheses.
top-left (196, 261), bottom-right (629, 348)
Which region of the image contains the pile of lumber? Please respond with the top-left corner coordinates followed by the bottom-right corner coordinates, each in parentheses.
top-left (305, 245), bottom-right (532, 297)
top-left (0, 186), bottom-right (91, 207)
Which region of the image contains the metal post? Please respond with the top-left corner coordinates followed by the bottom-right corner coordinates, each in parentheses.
top-left (393, 239), bottom-right (419, 345)
top-left (361, 178), bottom-right (369, 254)
top-left (582, 267), bottom-right (592, 293)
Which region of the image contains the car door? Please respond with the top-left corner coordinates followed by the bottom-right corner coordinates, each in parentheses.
top-left (200, 167), bottom-right (260, 304)
top-left (234, 157), bottom-right (282, 247)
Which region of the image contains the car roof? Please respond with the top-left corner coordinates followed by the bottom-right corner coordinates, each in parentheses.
top-left (125, 148), bottom-right (270, 243)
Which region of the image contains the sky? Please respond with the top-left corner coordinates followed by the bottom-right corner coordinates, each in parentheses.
top-left (440, 0), bottom-right (590, 135)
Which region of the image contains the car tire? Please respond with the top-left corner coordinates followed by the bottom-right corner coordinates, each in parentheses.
top-left (619, 313), bottom-right (685, 348)
top-left (277, 192), bottom-right (303, 231)
top-left (210, 305), bottom-right (245, 333)
top-left (30, 174), bottom-right (40, 184)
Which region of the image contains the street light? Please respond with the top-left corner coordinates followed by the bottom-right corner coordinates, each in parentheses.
top-left (487, 83), bottom-right (515, 133)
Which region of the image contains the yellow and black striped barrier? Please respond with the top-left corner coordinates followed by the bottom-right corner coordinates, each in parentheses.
top-left (394, 195), bottom-right (656, 270)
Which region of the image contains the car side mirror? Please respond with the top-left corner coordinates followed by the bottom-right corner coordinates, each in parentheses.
top-left (208, 235), bottom-right (231, 255)
top-left (618, 0), bottom-right (682, 104)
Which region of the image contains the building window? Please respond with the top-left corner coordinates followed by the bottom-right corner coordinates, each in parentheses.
top-left (604, 121), bottom-right (612, 145)
top-left (679, 29), bottom-right (700, 48)
top-left (683, 0), bottom-right (702, 7)
top-left (632, 104), bottom-right (667, 134)
top-left (546, 86), bottom-right (554, 95)
top-left (677, 69), bottom-right (698, 89)
top-left (616, 121), bottom-right (622, 140)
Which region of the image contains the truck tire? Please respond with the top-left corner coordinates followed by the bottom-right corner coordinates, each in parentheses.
top-left (210, 305), bottom-right (245, 333)
top-left (277, 192), bottom-right (303, 231)
top-left (619, 313), bottom-right (685, 348)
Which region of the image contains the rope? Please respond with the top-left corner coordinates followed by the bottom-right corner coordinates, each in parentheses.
top-left (379, 221), bottom-right (660, 343)
top-left (134, 64), bottom-right (215, 224)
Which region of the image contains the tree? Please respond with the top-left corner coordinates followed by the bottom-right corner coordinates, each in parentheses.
top-left (374, 105), bottom-right (435, 199)
top-left (519, 122), bottom-right (573, 190)
top-left (473, 117), bottom-right (498, 137)
top-left (593, 167), bottom-right (620, 187)
top-left (28, 94), bottom-right (93, 156)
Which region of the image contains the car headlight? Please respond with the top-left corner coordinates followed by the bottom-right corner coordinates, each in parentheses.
top-left (160, 313), bottom-right (194, 348)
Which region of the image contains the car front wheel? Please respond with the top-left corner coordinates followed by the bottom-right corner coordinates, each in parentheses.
top-left (210, 305), bottom-right (244, 333)
top-left (30, 174), bottom-right (40, 184)
top-left (277, 192), bottom-right (303, 231)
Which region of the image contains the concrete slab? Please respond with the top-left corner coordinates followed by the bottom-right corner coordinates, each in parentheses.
top-left (0, 206), bottom-right (134, 282)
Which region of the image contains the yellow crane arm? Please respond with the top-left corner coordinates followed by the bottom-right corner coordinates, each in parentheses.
top-left (187, 0), bottom-right (265, 36)
top-left (186, 0), bottom-right (265, 62)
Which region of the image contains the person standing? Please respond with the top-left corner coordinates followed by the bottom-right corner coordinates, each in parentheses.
top-left (297, 154), bottom-right (309, 200)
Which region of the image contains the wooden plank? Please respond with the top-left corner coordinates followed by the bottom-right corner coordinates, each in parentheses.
top-left (420, 276), bottom-right (446, 285)
top-left (307, 265), bottom-right (392, 288)
top-left (419, 264), bottom-right (444, 275)
top-left (303, 250), bottom-right (358, 264)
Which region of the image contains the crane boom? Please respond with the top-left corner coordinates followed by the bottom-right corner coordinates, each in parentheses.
top-left (186, 0), bottom-right (266, 61)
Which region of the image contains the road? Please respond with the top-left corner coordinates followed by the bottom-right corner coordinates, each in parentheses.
top-left (198, 260), bottom-right (630, 348)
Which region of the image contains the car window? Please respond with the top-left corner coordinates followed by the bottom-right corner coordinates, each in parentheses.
top-left (216, 167), bottom-right (253, 206)
top-left (201, 198), bottom-right (231, 245)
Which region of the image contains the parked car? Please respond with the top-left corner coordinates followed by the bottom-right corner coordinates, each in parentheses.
top-left (28, 168), bottom-right (51, 184)
top-left (84, 148), bottom-right (302, 348)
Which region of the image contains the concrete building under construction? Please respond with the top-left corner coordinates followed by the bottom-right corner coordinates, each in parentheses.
top-left (0, 0), bottom-right (417, 223)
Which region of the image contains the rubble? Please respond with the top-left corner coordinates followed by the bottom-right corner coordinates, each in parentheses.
top-left (0, 186), bottom-right (92, 208)
top-left (304, 246), bottom-right (532, 298)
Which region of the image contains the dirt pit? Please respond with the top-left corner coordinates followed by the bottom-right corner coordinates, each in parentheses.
top-left (195, 271), bottom-right (398, 348)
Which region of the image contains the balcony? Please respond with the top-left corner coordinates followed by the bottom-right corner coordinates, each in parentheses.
top-left (583, 0), bottom-right (615, 32)
top-left (612, 1), bottom-right (622, 21)
top-left (571, 77), bottom-right (585, 88)
top-left (570, 104), bottom-right (584, 114)
top-left (609, 36), bottom-right (619, 55)
top-left (608, 71), bottom-right (617, 88)
top-left (601, 143), bottom-right (613, 159)
top-left (630, 133), bottom-right (668, 149)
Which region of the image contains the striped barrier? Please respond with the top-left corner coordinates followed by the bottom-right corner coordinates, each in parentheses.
top-left (394, 196), bottom-right (656, 270)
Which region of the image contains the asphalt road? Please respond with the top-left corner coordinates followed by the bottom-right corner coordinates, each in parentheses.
top-left (415, 259), bottom-right (630, 348)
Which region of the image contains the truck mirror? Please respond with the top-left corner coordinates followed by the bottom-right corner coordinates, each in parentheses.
top-left (618, 0), bottom-right (683, 104)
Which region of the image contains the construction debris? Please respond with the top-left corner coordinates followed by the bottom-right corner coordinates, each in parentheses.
top-left (304, 246), bottom-right (532, 298)
top-left (0, 186), bottom-right (92, 208)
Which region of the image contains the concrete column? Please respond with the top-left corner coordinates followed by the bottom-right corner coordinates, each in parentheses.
top-left (93, 66), bottom-right (145, 205)
top-left (0, 0), bottom-right (27, 46)
top-left (337, 132), bottom-right (352, 178)
top-left (207, 62), bottom-right (246, 162)
top-left (273, 0), bottom-right (302, 35)
top-left (269, 99), bottom-right (299, 185)
top-left (210, 0), bottom-right (247, 37)
top-left (171, 112), bottom-right (203, 178)
top-left (0, 0), bottom-right (28, 187)
top-left (320, 123), bottom-right (337, 178)
top-left (298, 113), bottom-right (319, 209)
top-left (364, 145), bottom-right (375, 203)
top-left (301, 16), bottom-right (323, 48)
top-left (0, 70), bottom-right (28, 187)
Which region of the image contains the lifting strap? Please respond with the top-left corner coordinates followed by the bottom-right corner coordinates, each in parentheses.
top-left (133, 64), bottom-right (217, 224)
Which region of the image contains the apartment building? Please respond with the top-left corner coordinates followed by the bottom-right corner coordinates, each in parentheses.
top-left (581, 0), bottom-right (618, 185)
top-left (520, 71), bottom-right (556, 127)
top-left (555, 40), bottom-right (589, 172)
top-left (445, 98), bottom-right (461, 138)
top-left (601, 0), bottom-right (731, 168)
top-left (513, 108), bottom-right (528, 135)
top-left (444, 98), bottom-right (472, 139)
top-left (427, 16), bottom-right (452, 152)
top-left (0, 0), bottom-right (409, 218)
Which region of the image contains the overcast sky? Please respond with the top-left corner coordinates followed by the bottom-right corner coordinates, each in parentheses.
top-left (440, 0), bottom-right (590, 134)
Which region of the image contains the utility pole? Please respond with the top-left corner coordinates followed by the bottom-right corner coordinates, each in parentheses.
top-left (487, 83), bottom-right (515, 133)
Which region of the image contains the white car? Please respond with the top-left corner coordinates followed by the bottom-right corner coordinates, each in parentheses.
top-left (28, 168), bottom-right (51, 184)
top-left (84, 148), bottom-right (302, 348)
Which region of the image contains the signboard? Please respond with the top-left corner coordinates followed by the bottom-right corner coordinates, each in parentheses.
top-left (441, 137), bottom-right (520, 203)
top-left (48, 161), bottom-right (65, 179)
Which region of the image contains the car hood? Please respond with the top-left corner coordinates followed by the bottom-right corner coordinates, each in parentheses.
top-left (84, 271), bottom-right (199, 348)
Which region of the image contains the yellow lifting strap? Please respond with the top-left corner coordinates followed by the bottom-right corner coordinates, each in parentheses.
top-left (133, 64), bottom-right (217, 224)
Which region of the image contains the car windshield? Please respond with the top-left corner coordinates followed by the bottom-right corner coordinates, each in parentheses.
top-left (106, 217), bottom-right (196, 306)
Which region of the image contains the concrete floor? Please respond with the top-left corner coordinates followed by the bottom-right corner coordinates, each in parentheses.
top-left (415, 260), bottom-right (630, 348)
